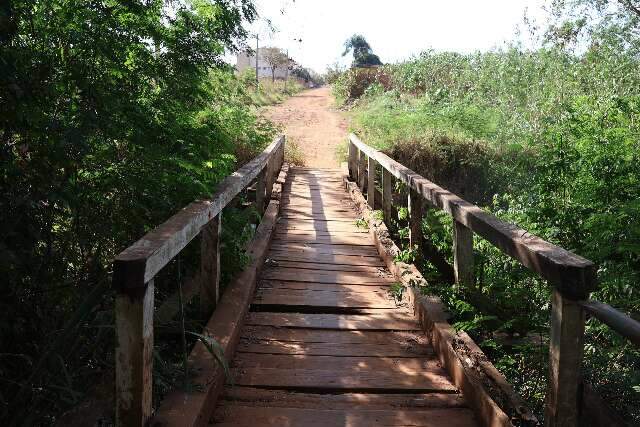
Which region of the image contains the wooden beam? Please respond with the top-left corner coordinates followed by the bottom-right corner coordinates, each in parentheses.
top-left (358, 149), bottom-right (366, 192)
top-left (113, 135), bottom-right (284, 291)
top-left (200, 214), bottom-right (221, 317)
top-left (453, 220), bottom-right (474, 290)
top-left (579, 300), bottom-right (640, 348)
top-left (115, 280), bottom-right (154, 426)
top-left (367, 156), bottom-right (376, 209)
top-left (545, 289), bottom-right (585, 427)
top-left (408, 189), bottom-right (423, 264)
top-left (382, 168), bottom-right (392, 224)
top-left (348, 141), bottom-right (357, 180)
top-left (256, 167), bottom-right (266, 216)
top-left (348, 133), bottom-right (596, 299)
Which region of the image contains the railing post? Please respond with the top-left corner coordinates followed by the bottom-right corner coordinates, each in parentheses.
top-left (545, 289), bottom-right (585, 427)
top-left (115, 280), bottom-right (154, 426)
top-left (265, 157), bottom-right (274, 201)
top-left (200, 213), bottom-right (221, 317)
top-left (408, 189), bottom-right (423, 264)
top-left (255, 166), bottom-right (266, 216)
top-left (358, 150), bottom-right (367, 192)
top-left (348, 141), bottom-right (356, 181)
top-left (367, 156), bottom-right (376, 209)
top-left (382, 168), bottom-right (392, 223)
top-left (453, 220), bottom-right (474, 289)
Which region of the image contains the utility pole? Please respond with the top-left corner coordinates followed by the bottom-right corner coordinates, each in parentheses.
top-left (284, 49), bottom-right (289, 93)
top-left (255, 34), bottom-right (259, 90)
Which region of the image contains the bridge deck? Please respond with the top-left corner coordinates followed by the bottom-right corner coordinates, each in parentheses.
top-left (211, 167), bottom-right (478, 426)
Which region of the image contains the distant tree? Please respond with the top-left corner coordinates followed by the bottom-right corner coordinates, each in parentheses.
top-left (262, 47), bottom-right (289, 81)
top-left (342, 34), bottom-right (382, 67)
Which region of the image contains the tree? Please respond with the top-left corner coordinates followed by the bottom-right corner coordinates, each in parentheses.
top-left (262, 47), bottom-right (289, 82)
top-left (342, 34), bottom-right (382, 67)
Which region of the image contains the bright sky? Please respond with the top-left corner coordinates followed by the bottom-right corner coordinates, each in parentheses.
top-left (242, 0), bottom-right (552, 73)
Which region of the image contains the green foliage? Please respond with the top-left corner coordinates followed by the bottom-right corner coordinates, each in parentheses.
top-left (344, 7), bottom-right (640, 422)
top-left (0, 0), bottom-right (273, 422)
top-left (342, 34), bottom-right (383, 67)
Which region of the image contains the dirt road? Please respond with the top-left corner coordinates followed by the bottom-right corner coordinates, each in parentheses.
top-left (262, 86), bottom-right (347, 168)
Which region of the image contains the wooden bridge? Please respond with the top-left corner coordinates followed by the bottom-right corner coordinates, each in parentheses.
top-left (113, 135), bottom-right (640, 427)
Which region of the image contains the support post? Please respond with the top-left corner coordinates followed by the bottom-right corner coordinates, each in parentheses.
top-left (545, 289), bottom-right (585, 427)
top-left (367, 156), bottom-right (376, 209)
top-left (348, 141), bottom-right (357, 180)
top-left (115, 280), bottom-right (154, 426)
top-left (265, 157), bottom-right (274, 201)
top-left (408, 189), bottom-right (423, 264)
top-left (453, 220), bottom-right (474, 289)
top-left (358, 150), bottom-right (366, 192)
top-left (382, 168), bottom-right (392, 224)
top-left (200, 214), bottom-right (221, 317)
top-left (255, 167), bottom-right (266, 216)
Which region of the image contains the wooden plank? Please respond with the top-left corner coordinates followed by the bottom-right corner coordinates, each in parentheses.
top-left (113, 135), bottom-right (284, 290)
top-left (258, 280), bottom-right (392, 292)
top-left (245, 312), bottom-right (420, 331)
top-left (212, 405), bottom-right (477, 427)
top-left (383, 167), bottom-right (393, 223)
top-left (261, 268), bottom-right (394, 284)
top-left (579, 300), bottom-right (640, 347)
top-left (255, 167), bottom-right (266, 215)
top-left (367, 155), bottom-right (376, 208)
top-left (237, 340), bottom-right (433, 357)
top-left (545, 289), bottom-right (585, 427)
top-left (272, 234), bottom-right (372, 246)
top-left (267, 261), bottom-right (386, 272)
top-left (269, 244), bottom-right (378, 257)
top-left (267, 251), bottom-right (383, 266)
top-left (115, 280), bottom-right (154, 426)
top-left (239, 327), bottom-right (428, 346)
top-left (453, 220), bottom-right (474, 290)
top-left (230, 367), bottom-right (456, 392)
top-left (200, 214), bottom-right (221, 316)
top-left (253, 289), bottom-right (397, 309)
top-left (221, 387), bottom-right (468, 410)
top-left (349, 133), bottom-right (596, 298)
top-left (358, 149), bottom-right (367, 191)
top-left (276, 221), bottom-right (365, 233)
top-left (409, 188), bottom-right (424, 263)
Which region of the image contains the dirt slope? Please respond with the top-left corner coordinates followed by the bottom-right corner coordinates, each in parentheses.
top-left (262, 86), bottom-right (348, 168)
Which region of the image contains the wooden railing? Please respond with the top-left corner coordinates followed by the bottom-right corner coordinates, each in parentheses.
top-left (347, 133), bottom-right (640, 427)
top-left (112, 136), bottom-right (285, 426)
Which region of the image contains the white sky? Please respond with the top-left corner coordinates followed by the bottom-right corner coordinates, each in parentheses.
top-left (240, 0), bottom-right (552, 73)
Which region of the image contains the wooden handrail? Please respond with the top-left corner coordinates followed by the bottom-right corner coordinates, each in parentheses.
top-left (349, 133), bottom-right (596, 299)
top-left (579, 300), bottom-right (640, 347)
top-left (346, 133), bottom-right (635, 427)
top-left (113, 135), bottom-right (285, 291)
top-left (113, 135), bottom-right (285, 426)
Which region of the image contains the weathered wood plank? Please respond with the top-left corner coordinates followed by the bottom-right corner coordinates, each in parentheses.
top-left (367, 155), bottom-right (376, 208)
top-left (453, 220), bottom-right (474, 290)
top-left (115, 280), bottom-right (154, 426)
top-left (229, 367), bottom-right (456, 392)
top-left (239, 327), bottom-right (428, 346)
top-left (212, 405), bottom-right (477, 427)
top-left (221, 387), bottom-right (468, 410)
top-left (268, 243), bottom-right (379, 257)
top-left (200, 214), bottom-right (221, 316)
top-left (253, 289), bottom-right (397, 309)
top-left (266, 261), bottom-right (386, 272)
top-left (244, 312), bottom-right (420, 331)
top-left (260, 268), bottom-right (394, 284)
top-left (545, 289), bottom-right (585, 427)
top-left (349, 133), bottom-right (596, 298)
top-left (266, 251), bottom-right (384, 266)
top-left (237, 339), bottom-right (433, 357)
top-left (258, 280), bottom-right (392, 292)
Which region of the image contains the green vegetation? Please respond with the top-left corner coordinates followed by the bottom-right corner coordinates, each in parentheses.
top-left (334, 3), bottom-right (640, 422)
top-left (0, 0), bottom-right (277, 423)
top-left (238, 69), bottom-right (305, 106)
